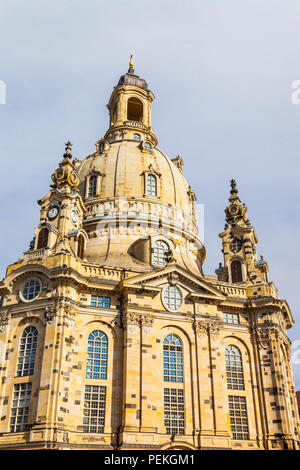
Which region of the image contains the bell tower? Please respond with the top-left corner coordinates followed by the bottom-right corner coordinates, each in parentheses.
top-left (216, 179), bottom-right (269, 284)
top-left (105, 55), bottom-right (157, 147)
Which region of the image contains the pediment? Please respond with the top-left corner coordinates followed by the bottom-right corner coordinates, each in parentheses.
top-left (120, 264), bottom-right (226, 301)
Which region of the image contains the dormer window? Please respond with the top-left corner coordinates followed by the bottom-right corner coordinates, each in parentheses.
top-left (133, 133), bottom-right (141, 141)
top-left (147, 174), bottom-right (157, 196)
top-left (127, 97), bottom-right (143, 121)
top-left (142, 165), bottom-right (161, 198)
top-left (88, 174), bottom-right (98, 198)
top-left (85, 172), bottom-right (102, 199)
top-left (153, 240), bottom-right (169, 266)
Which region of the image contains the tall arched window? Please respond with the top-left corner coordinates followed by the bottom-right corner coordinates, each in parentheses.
top-left (86, 330), bottom-right (108, 379)
top-left (127, 97), bottom-right (143, 121)
top-left (163, 334), bottom-right (183, 383)
top-left (225, 345), bottom-right (244, 390)
top-left (231, 260), bottom-right (243, 283)
top-left (147, 174), bottom-right (157, 196)
top-left (77, 234), bottom-right (85, 260)
top-left (88, 175), bottom-right (97, 198)
top-left (153, 240), bottom-right (169, 266)
top-left (17, 326), bottom-right (38, 377)
top-left (37, 228), bottom-right (49, 249)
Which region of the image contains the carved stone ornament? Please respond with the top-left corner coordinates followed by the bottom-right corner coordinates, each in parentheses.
top-left (140, 314), bottom-right (154, 334)
top-left (0, 310), bottom-right (10, 333)
top-left (168, 272), bottom-right (179, 286)
top-left (194, 319), bottom-right (223, 339)
top-left (252, 321), bottom-right (289, 350)
top-left (44, 306), bottom-right (57, 325)
top-left (45, 297), bottom-right (77, 327)
top-left (122, 312), bottom-right (139, 333)
top-left (164, 249), bottom-right (176, 264)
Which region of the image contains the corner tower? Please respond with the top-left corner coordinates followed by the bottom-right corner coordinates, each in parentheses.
top-left (216, 179), bottom-right (269, 285)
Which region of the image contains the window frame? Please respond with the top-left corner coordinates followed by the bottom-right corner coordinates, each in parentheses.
top-left (163, 334), bottom-right (183, 383)
top-left (88, 174), bottom-right (98, 198)
top-left (16, 326), bottom-right (38, 377)
top-left (20, 277), bottom-right (42, 303)
top-left (223, 312), bottom-right (240, 324)
top-left (10, 383), bottom-right (32, 433)
top-left (83, 385), bottom-right (106, 434)
top-left (86, 330), bottom-right (108, 380)
top-left (225, 345), bottom-right (245, 391)
top-left (146, 173), bottom-right (157, 196)
top-left (91, 296), bottom-right (111, 308)
top-left (37, 227), bottom-right (49, 250)
top-left (228, 395), bottom-right (249, 440)
top-left (153, 240), bottom-right (169, 266)
top-left (164, 388), bottom-right (185, 435)
top-left (162, 285), bottom-right (183, 312)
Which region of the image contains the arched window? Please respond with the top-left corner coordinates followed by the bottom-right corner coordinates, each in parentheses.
top-left (86, 330), bottom-right (108, 379)
top-left (231, 260), bottom-right (243, 283)
top-left (88, 175), bottom-right (97, 198)
top-left (77, 234), bottom-right (85, 259)
top-left (127, 97), bottom-right (143, 121)
top-left (37, 228), bottom-right (49, 249)
top-left (163, 334), bottom-right (183, 383)
top-left (147, 174), bottom-right (157, 196)
top-left (153, 240), bottom-right (169, 266)
top-left (225, 345), bottom-right (244, 390)
top-left (133, 133), bottom-right (141, 141)
top-left (17, 326), bottom-right (38, 377)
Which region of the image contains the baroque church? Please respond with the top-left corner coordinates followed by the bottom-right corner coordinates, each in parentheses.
top-left (0, 58), bottom-right (299, 450)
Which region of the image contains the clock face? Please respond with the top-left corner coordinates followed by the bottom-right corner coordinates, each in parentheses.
top-left (48, 206), bottom-right (59, 220)
top-left (71, 209), bottom-right (78, 224)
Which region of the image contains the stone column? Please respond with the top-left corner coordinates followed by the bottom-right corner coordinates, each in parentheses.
top-left (30, 296), bottom-right (76, 446)
top-left (139, 314), bottom-right (157, 436)
top-left (194, 318), bottom-right (230, 449)
top-left (120, 311), bottom-right (141, 442)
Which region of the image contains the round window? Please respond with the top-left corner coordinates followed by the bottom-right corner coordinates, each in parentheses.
top-left (163, 285), bottom-right (182, 311)
top-left (144, 142), bottom-right (151, 150)
top-left (21, 278), bottom-right (42, 302)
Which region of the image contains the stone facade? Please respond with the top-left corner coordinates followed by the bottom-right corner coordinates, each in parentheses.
top-left (0, 60), bottom-right (299, 450)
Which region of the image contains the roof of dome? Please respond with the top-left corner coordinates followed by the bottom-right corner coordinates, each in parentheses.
top-left (76, 140), bottom-right (197, 235)
top-left (118, 72), bottom-right (148, 90)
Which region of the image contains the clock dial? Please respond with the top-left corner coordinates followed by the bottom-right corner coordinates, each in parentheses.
top-left (48, 206), bottom-right (59, 220)
top-left (71, 209), bottom-right (78, 224)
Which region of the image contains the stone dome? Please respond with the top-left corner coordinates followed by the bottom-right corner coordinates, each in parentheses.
top-left (72, 64), bottom-right (205, 275)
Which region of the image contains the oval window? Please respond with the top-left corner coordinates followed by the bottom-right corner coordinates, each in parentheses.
top-left (21, 278), bottom-right (42, 302)
top-left (163, 285), bottom-right (182, 311)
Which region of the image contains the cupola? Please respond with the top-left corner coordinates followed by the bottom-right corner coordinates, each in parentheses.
top-left (105, 55), bottom-right (157, 146)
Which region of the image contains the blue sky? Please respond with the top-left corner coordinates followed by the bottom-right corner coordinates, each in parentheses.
top-left (1, 0), bottom-right (300, 385)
